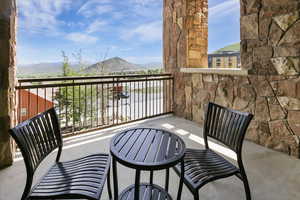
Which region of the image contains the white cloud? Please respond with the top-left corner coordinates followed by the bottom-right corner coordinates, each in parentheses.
top-left (209, 0), bottom-right (240, 20)
top-left (66, 21), bottom-right (85, 28)
top-left (121, 21), bottom-right (162, 42)
top-left (65, 32), bottom-right (98, 44)
top-left (129, 0), bottom-right (158, 6)
top-left (111, 11), bottom-right (124, 20)
top-left (18, 0), bottom-right (72, 35)
top-left (17, 44), bottom-right (62, 65)
top-left (128, 0), bottom-right (162, 19)
top-left (78, 0), bottom-right (113, 17)
top-left (86, 20), bottom-right (108, 33)
top-left (120, 48), bottom-right (133, 52)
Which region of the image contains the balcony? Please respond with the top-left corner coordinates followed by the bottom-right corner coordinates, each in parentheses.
top-left (1, 0), bottom-right (300, 199)
top-left (1, 115), bottom-right (300, 200)
top-left (1, 74), bottom-right (298, 200)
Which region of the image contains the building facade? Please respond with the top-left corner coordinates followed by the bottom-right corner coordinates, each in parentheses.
top-left (208, 51), bottom-right (241, 68)
top-left (18, 89), bottom-right (54, 122)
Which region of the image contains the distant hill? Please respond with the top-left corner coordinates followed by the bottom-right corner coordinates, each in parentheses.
top-left (17, 62), bottom-right (83, 76)
top-left (17, 57), bottom-right (163, 77)
top-left (214, 43), bottom-right (240, 53)
top-left (83, 57), bottom-right (142, 74)
top-left (140, 62), bottom-right (163, 69)
top-left (18, 62), bottom-right (62, 75)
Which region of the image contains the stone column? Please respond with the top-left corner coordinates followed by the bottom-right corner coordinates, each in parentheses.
top-left (0, 0), bottom-right (17, 168)
top-left (164, 0), bottom-right (208, 71)
top-left (186, 0), bottom-right (208, 68)
top-left (163, 0), bottom-right (208, 116)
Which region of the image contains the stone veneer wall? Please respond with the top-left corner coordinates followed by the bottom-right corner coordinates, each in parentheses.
top-left (175, 73), bottom-right (300, 157)
top-left (0, 0), bottom-right (16, 168)
top-left (164, 0), bottom-right (300, 157)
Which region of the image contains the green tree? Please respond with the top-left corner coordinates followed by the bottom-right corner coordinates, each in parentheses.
top-left (54, 51), bottom-right (108, 131)
top-left (62, 51), bottom-right (74, 76)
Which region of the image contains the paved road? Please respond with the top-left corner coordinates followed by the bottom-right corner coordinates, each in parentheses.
top-left (107, 91), bottom-right (168, 122)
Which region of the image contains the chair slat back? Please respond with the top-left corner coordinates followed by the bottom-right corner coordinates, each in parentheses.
top-left (203, 102), bottom-right (253, 153)
top-left (10, 108), bottom-right (62, 174)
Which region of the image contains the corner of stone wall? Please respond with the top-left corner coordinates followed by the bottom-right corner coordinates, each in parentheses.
top-left (239, 0), bottom-right (300, 157)
top-left (165, 0), bottom-right (300, 158)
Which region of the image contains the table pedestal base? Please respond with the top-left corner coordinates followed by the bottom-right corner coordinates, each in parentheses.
top-left (119, 183), bottom-right (172, 200)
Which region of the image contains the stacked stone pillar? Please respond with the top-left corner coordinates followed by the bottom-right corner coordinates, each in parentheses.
top-left (164, 0), bottom-right (208, 117)
top-left (186, 0), bottom-right (208, 68)
top-left (0, 0), bottom-right (17, 168)
top-left (164, 0), bottom-right (208, 71)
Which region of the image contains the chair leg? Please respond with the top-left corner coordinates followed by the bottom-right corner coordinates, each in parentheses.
top-left (240, 172), bottom-right (251, 200)
top-left (112, 158), bottom-right (118, 200)
top-left (165, 168), bottom-right (169, 192)
top-left (193, 191), bottom-right (199, 200)
top-left (107, 168), bottom-right (113, 200)
top-left (177, 159), bottom-right (184, 200)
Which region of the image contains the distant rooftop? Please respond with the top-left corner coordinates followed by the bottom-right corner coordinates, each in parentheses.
top-left (213, 42), bottom-right (240, 53)
top-left (208, 50), bottom-right (240, 57)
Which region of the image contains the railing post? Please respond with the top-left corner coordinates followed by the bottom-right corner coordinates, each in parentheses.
top-left (145, 77), bottom-right (148, 117)
top-left (101, 84), bottom-right (105, 125)
top-left (172, 77), bottom-right (175, 113)
top-left (116, 78), bottom-right (119, 124)
top-left (17, 82), bottom-right (21, 123)
top-left (72, 79), bottom-right (75, 132)
top-left (112, 77), bottom-right (115, 125)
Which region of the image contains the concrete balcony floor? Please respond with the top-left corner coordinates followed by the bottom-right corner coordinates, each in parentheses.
top-left (1, 115), bottom-right (300, 200)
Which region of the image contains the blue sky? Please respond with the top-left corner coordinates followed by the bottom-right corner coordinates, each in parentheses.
top-left (17, 0), bottom-right (240, 65)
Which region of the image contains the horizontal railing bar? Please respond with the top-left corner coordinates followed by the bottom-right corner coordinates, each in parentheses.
top-left (16, 77), bottom-right (174, 89)
top-left (18, 73), bottom-right (172, 83)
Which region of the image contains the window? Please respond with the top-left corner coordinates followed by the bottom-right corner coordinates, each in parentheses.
top-left (21, 108), bottom-right (27, 116)
top-left (228, 57), bottom-right (233, 67)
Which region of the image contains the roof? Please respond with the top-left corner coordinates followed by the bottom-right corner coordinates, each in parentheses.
top-left (208, 51), bottom-right (240, 57)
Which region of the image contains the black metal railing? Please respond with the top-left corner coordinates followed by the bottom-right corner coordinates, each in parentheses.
top-left (15, 74), bottom-right (174, 137)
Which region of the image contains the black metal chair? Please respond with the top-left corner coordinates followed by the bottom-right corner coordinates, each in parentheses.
top-left (9, 107), bottom-right (112, 200)
top-left (173, 102), bottom-right (253, 200)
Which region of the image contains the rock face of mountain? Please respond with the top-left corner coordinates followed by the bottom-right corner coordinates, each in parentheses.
top-left (84, 57), bottom-right (141, 73)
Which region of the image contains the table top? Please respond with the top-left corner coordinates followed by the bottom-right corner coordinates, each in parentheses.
top-left (110, 128), bottom-right (186, 170)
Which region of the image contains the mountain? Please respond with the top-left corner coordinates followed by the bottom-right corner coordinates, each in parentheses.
top-left (83, 57), bottom-right (141, 74)
top-left (17, 57), bottom-right (163, 77)
top-left (213, 43), bottom-right (240, 53)
top-left (17, 62), bottom-right (83, 76)
top-left (17, 62), bottom-right (63, 75)
top-left (140, 62), bottom-right (163, 69)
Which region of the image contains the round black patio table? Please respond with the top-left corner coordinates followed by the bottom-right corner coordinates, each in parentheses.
top-left (110, 128), bottom-right (186, 200)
